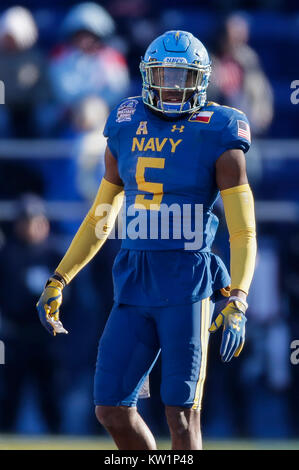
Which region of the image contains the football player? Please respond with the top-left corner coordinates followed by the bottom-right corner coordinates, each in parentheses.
top-left (37, 31), bottom-right (256, 450)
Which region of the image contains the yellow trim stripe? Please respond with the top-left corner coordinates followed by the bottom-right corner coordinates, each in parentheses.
top-left (206, 101), bottom-right (220, 107)
top-left (197, 299), bottom-right (210, 410)
top-left (192, 299), bottom-right (206, 410)
top-left (221, 104), bottom-right (245, 115)
top-left (192, 298), bottom-right (210, 410)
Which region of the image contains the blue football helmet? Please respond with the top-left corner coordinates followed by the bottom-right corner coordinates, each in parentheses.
top-left (140, 30), bottom-right (211, 116)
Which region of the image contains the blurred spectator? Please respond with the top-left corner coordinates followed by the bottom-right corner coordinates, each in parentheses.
top-left (38, 96), bottom-right (109, 236)
top-left (0, 194), bottom-right (64, 433)
top-left (71, 96), bottom-right (109, 201)
top-left (0, 6), bottom-right (50, 137)
top-left (107, 0), bottom-right (159, 94)
top-left (208, 13), bottom-right (273, 136)
top-left (49, 2), bottom-right (129, 113)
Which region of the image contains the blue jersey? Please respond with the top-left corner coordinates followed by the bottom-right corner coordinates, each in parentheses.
top-left (104, 97), bottom-right (251, 306)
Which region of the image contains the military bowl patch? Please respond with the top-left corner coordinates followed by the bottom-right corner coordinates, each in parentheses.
top-left (116, 99), bottom-right (138, 123)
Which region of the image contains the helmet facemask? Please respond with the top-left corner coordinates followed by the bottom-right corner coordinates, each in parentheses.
top-left (140, 61), bottom-right (211, 116)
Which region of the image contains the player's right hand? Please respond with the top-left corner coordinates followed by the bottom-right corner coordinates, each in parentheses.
top-left (36, 278), bottom-right (68, 336)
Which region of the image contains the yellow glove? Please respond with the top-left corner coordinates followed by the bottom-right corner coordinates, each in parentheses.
top-left (36, 278), bottom-right (68, 336)
top-left (209, 299), bottom-right (247, 362)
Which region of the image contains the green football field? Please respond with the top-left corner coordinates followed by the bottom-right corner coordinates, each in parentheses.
top-left (0, 436), bottom-right (299, 450)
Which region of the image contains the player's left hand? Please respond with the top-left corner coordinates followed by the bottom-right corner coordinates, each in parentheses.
top-left (209, 300), bottom-right (247, 362)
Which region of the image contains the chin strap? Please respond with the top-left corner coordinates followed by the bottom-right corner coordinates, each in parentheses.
top-left (156, 100), bottom-right (191, 114)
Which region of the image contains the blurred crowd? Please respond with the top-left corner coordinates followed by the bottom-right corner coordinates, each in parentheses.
top-left (0, 1), bottom-right (298, 439)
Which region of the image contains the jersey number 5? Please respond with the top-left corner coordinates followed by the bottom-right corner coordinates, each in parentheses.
top-left (134, 156), bottom-right (165, 210)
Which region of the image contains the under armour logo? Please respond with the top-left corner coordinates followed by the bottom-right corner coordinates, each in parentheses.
top-left (231, 314), bottom-right (243, 331)
top-left (171, 125), bottom-right (184, 133)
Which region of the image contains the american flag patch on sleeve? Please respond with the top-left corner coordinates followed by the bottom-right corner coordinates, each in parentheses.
top-left (237, 120), bottom-right (251, 142)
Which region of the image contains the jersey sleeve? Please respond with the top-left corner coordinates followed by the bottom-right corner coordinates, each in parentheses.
top-left (220, 110), bottom-right (251, 154)
top-left (103, 107), bottom-right (119, 159)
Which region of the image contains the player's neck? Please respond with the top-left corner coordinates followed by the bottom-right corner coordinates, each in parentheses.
top-left (144, 104), bottom-right (190, 122)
